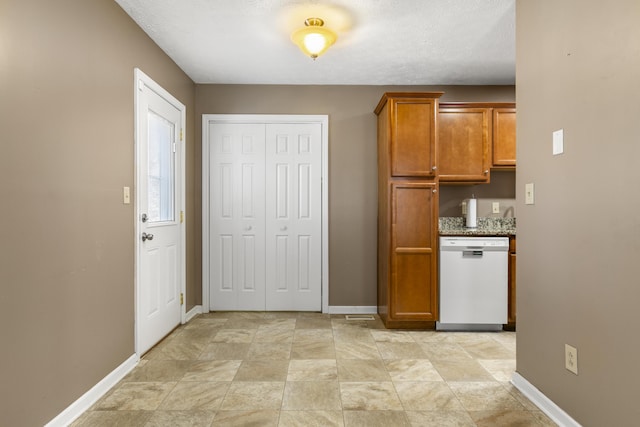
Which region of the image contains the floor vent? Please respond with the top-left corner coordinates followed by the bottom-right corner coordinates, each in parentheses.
top-left (345, 315), bottom-right (375, 321)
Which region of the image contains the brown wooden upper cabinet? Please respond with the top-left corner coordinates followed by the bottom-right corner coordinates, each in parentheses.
top-left (492, 107), bottom-right (517, 168)
top-left (374, 93), bottom-right (443, 177)
top-left (438, 103), bottom-right (516, 183)
top-left (438, 106), bottom-right (491, 183)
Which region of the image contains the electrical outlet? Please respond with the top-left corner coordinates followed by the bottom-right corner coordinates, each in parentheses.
top-left (492, 202), bottom-right (500, 214)
top-left (565, 344), bottom-right (578, 375)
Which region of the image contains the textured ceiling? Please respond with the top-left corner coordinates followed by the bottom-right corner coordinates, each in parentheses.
top-left (114, 0), bottom-right (515, 85)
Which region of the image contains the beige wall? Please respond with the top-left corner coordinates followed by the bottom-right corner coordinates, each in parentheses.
top-left (516, 0), bottom-right (640, 425)
top-left (196, 85), bottom-right (514, 306)
top-left (0, 1), bottom-right (195, 425)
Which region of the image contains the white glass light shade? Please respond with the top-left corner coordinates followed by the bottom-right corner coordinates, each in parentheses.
top-left (291, 18), bottom-right (337, 59)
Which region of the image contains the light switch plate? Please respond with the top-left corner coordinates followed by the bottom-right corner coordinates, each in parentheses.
top-left (123, 186), bottom-right (131, 204)
top-left (525, 183), bottom-right (535, 205)
top-left (553, 129), bottom-right (564, 155)
top-left (492, 202), bottom-right (500, 213)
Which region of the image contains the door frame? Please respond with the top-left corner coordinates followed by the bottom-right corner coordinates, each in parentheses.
top-left (202, 114), bottom-right (329, 313)
top-left (134, 68), bottom-right (186, 356)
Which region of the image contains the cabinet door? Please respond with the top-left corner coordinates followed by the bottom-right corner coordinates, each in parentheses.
top-left (390, 99), bottom-right (437, 177)
top-left (493, 108), bottom-right (516, 167)
top-left (438, 108), bottom-right (491, 182)
top-left (390, 182), bottom-right (438, 320)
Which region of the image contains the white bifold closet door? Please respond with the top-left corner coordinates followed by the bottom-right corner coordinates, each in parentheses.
top-left (209, 123), bottom-right (266, 310)
top-left (209, 122), bottom-right (322, 311)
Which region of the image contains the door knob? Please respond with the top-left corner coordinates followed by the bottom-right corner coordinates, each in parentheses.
top-left (142, 232), bottom-right (154, 242)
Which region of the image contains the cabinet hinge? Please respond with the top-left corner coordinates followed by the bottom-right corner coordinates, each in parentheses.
top-left (180, 210), bottom-right (184, 223)
top-left (180, 293), bottom-right (184, 306)
top-left (180, 129), bottom-right (183, 141)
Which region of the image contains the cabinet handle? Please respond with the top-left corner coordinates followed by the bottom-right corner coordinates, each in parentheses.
top-left (433, 188), bottom-right (437, 193)
top-left (484, 170), bottom-right (489, 175)
top-left (431, 166), bottom-right (437, 171)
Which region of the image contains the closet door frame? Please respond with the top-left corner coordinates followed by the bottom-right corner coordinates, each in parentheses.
top-left (202, 114), bottom-right (329, 313)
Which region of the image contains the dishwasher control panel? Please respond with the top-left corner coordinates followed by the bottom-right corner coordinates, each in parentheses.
top-left (440, 237), bottom-right (509, 251)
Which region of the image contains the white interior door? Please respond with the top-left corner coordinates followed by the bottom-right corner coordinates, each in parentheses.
top-left (209, 123), bottom-right (266, 310)
top-left (265, 123), bottom-right (322, 311)
top-left (204, 117), bottom-right (325, 312)
top-left (135, 69), bottom-right (185, 355)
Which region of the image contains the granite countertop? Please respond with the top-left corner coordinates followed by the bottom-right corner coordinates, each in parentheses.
top-left (439, 217), bottom-right (516, 236)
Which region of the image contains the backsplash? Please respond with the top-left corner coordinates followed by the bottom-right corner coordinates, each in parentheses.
top-left (441, 197), bottom-right (516, 218)
top-left (472, 198), bottom-right (516, 218)
top-left (439, 170), bottom-right (516, 217)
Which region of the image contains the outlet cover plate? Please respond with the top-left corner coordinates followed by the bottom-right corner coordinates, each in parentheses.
top-left (565, 344), bottom-right (578, 375)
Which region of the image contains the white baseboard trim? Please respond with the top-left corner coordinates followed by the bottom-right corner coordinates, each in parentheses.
top-left (328, 306), bottom-right (378, 314)
top-left (45, 354), bottom-right (138, 427)
top-left (185, 304), bottom-right (203, 323)
top-left (511, 372), bottom-right (582, 427)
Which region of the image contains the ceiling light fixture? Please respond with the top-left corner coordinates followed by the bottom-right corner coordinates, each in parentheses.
top-left (291, 17), bottom-right (337, 60)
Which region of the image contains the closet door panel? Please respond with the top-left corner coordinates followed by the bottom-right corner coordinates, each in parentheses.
top-left (209, 123), bottom-right (266, 310)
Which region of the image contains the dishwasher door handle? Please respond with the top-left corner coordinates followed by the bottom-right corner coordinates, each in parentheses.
top-left (463, 250), bottom-right (484, 257)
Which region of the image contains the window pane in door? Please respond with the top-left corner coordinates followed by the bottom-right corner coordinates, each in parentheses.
top-left (148, 110), bottom-right (175, 223)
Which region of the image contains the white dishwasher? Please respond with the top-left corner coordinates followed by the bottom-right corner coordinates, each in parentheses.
top-left (437, 236), bottom-right (509, 331)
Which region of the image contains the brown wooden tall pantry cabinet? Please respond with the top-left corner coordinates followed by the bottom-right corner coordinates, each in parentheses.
top-left (375, 92), bottom-right (443, 329)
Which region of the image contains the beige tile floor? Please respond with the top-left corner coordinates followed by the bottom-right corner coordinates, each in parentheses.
top-left (72, 312), bottom-right (556, 427)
